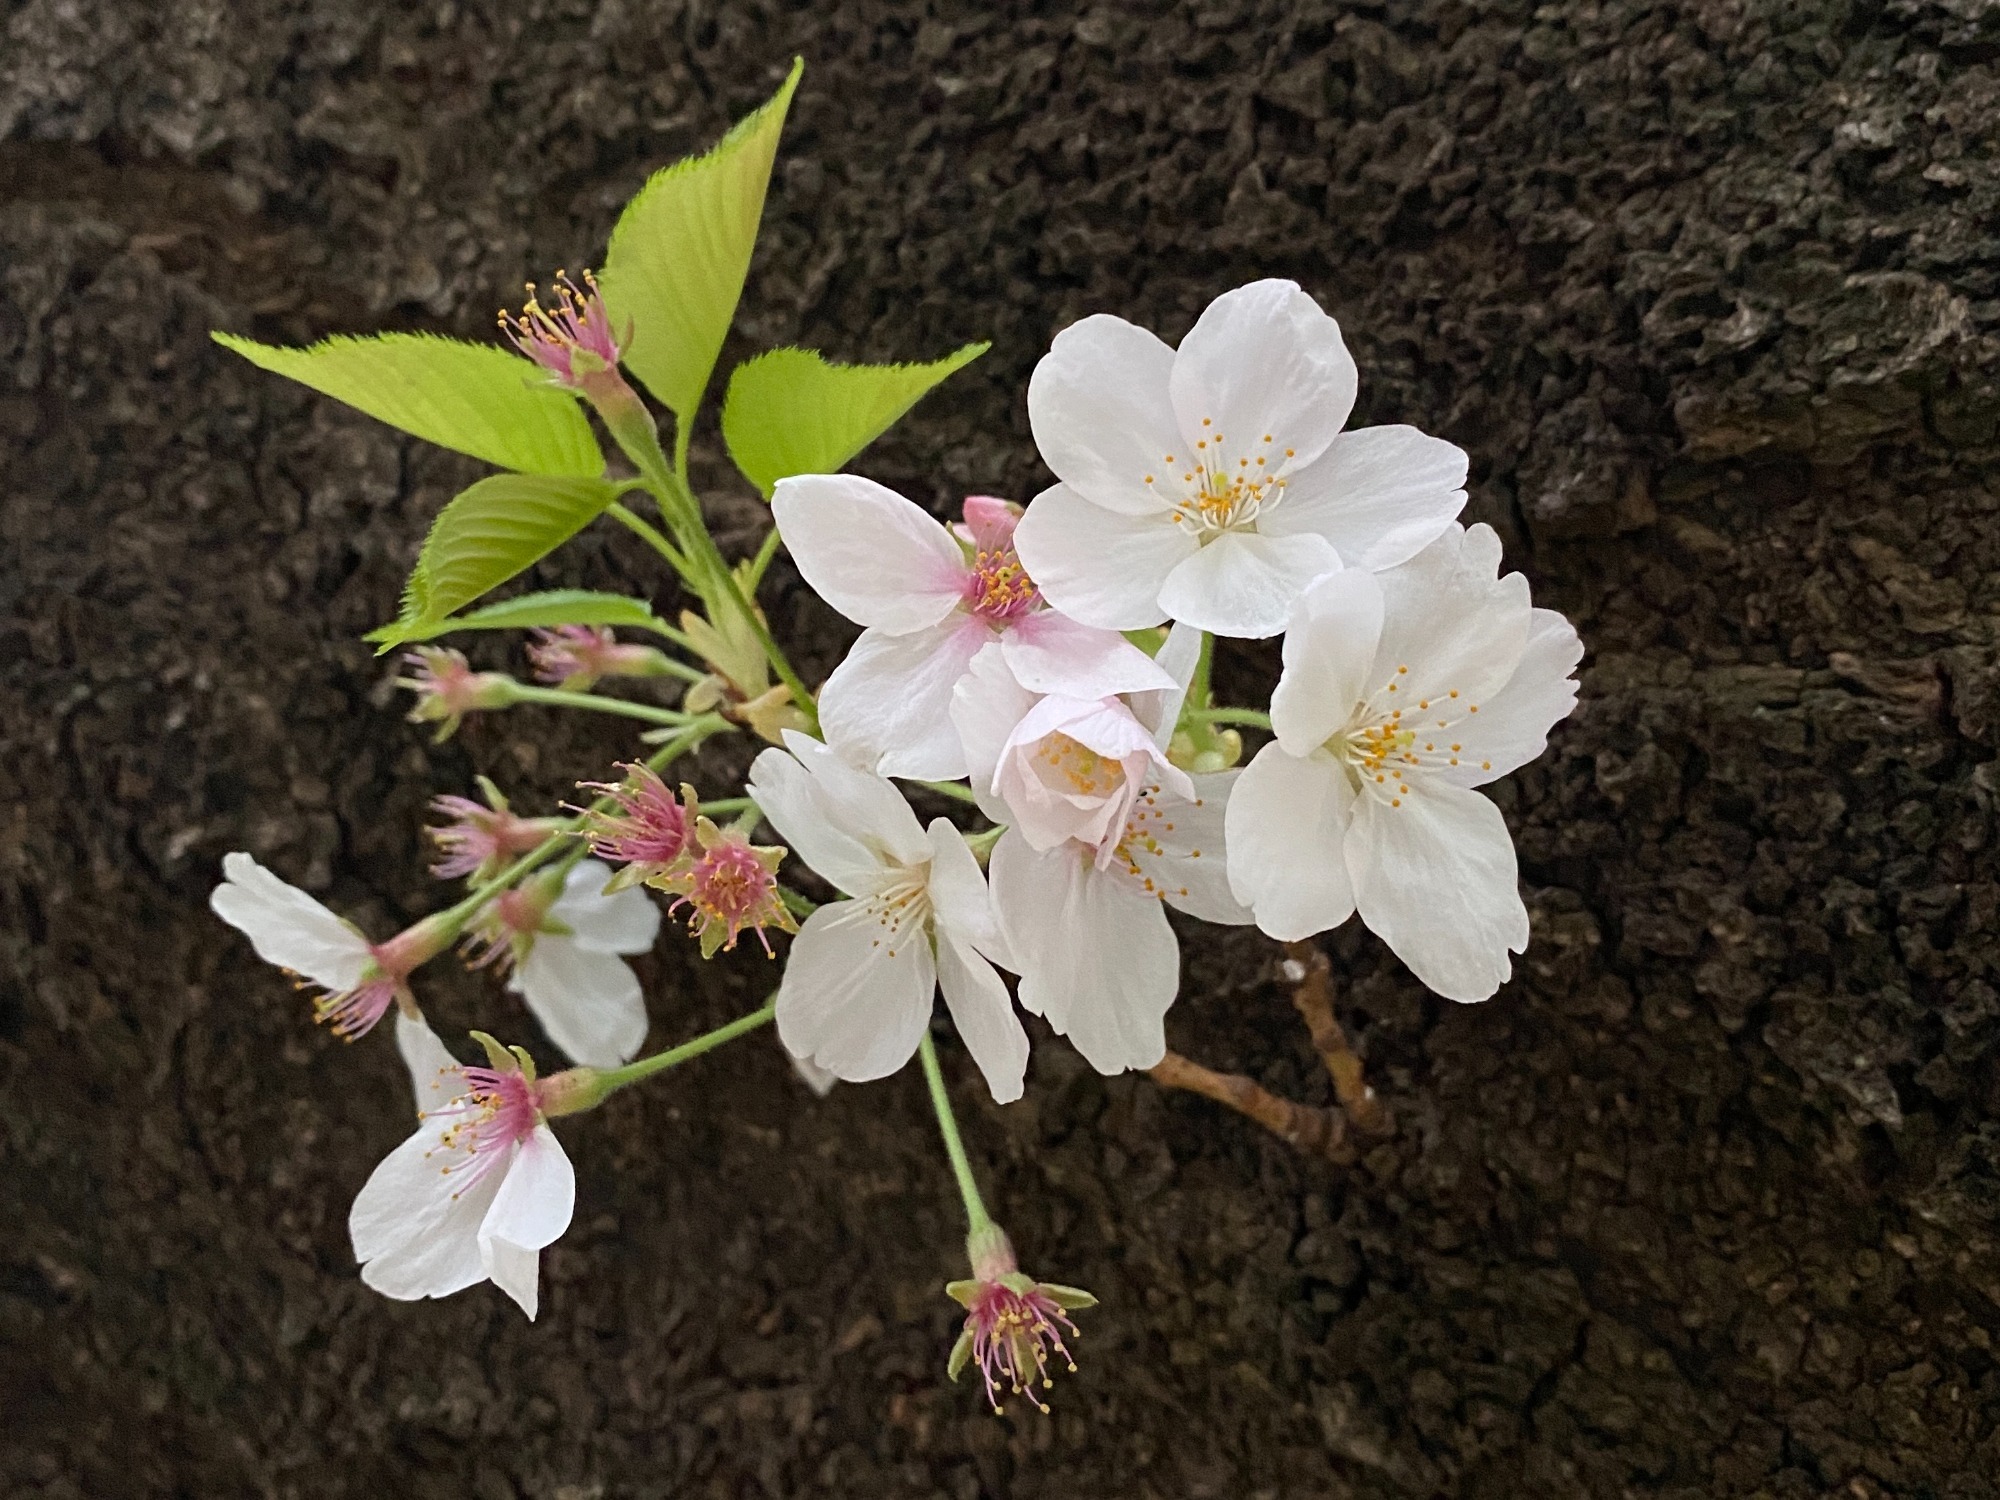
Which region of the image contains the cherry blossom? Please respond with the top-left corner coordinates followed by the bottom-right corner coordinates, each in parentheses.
top-left (649, 816), bottom-right (795, 957)
top-left (400, 648), bottom-right (513, 741)
top-left (499, 267), bottom-right (631, 404)
top-left (770, 477), bottom-right (1174, 779)
top-left (747, 731), bottom-right (1026, 1101)
top-left (210, 852), bottom-right (453, 1038)
top-left (1224, 523), bottom-right (1582, 1000)
top-left (576, 763), bottom-right (694, 891)
top-left (946, 1225), bottom-right (1096, 1415)
top-left (468, 860), bottom-right (660, 1067)
top-left (349, 1043), bottom-right (576, 1320)
top-left (427, 779), bottom-right (564, 882)
top-left (525, 625), bottom-right (673, 691)
top-left (950, 630), bottom-right (1252, 1075)
top-left (1013, 278), bottom-right (1469, 638)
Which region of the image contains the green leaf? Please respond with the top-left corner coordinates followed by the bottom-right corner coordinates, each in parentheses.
top-left (720, 343), bottom-right (989, 499)
top-left (598, 59), bottom-right (803, 425)
top-left (380, 474), bottom-right (623, 647)
top-left (365, 589), bottom-right (664, 649)
top-left (212, 331), bottom-right (603, 476)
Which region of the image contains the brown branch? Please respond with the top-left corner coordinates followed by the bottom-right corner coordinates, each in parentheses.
top-left (1281, 940), bottom-right (1394, 1138)
top-left (1149, 1049), bottom-right (1356, 1164)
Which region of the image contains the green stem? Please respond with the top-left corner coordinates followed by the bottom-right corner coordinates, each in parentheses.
top-left (919, 1031), bottom-right (994, 1234)
top-left (606, 501), bottom-right (690, 577)
top-left (1184, 706), bottom-right (1272, 730)
top-left (1188, 628), bottom-right (1215, 713)
top-left (593, 1001), bottom-right (776, 1094)
top-left (916, 778), bottom-right (979, 805)
top-left (501, 682), bottom-right (697, 729)
top-left (744, 525), bottom-right (784, 592)
top-left (700, 796), bottom-right (754, 816)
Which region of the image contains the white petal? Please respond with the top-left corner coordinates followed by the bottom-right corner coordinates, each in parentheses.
top-left (550, 860), bottom-right (661, 954)
top-left (788, 1044), bottom-right (840, 1097)
top-left (394, 1011), bottom-right (464, 1117)
top-left (1000, 609), bottom-right (1175, 699)
top-left (781, 731), bottom-right (932, 866)
top-left (514, 936), bottom-right (648, 1067)
top-left (989, 833), bottom-right (1180, 1074)
top-left (995, 694), bottom-right (1177, 854)
top-left (359, 1177), bottom-right (498, 1303)
top-left (1261, 425), bottom-right (1468, 571)
top-left (1157, 530), bottom-right (1341, 639)
top-left (1225, 745), bottom-right (1358, 941)
top-left (747, 746), bottom-right (885, 895)
top-left (776, 899), bottom-right (937, 1083)
top-left (1129, 619), bottom-right (1205, 749)
top-left (1013, 482), bottom-right (1195, 630)
top-left (1372, 523), bottom-right (1530, 710)
top-left (819, 619), bottom-right (990, 781)
top-left (1444, 607), bottom-right (1583, 788)
top-left (481, 1125), bottom-right (575, 1253)
top-left (950, 643), bottom-right (1041, 826)
top-left (1270, 567), bottom-right (1385, 753)
top-left (1134, 771), bottom-right (1253, 926)
top-left (210, 852), bottom-right (373, 990)
top-left (1348, 781), bottom-right (1528, 1002)
top-left (349, 1111), bottom-right (463, 1265)
top-left (480, 1238), bottom-right (543, 1321)
top-left (936, 929), bottom-right (1029, 1105)
top-left (1168, 280), bottom-right (1357, 480)
top-left (1027, 312), bottom-right (1184, 516)
top-left (771, 474), bottom-right (967, 632)
top-left (923, 817), bottom-right (1004, 960)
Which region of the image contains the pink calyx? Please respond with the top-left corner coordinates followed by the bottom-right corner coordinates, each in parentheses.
top-left (658, 818), bottom-right (795, 958)
top-left (316, 912), bottom-right (456, 1040)
top-left (577, 764), bottom-right (693, 886)
top-left (525, 625), bottom-right (664, 691)
top-left (946, 1227), bottom-right (1096, 1416)
top-left (428, 791), bottom-right (561, 881)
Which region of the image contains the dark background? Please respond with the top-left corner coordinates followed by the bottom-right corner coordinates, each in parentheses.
top-left (5, 0), bottom-right (1999, 1495)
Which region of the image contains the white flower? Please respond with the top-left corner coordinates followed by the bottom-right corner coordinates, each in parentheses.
top-left (478, 860), bottom-right (660, 1068)
top-left (349, 1054), bottom-right (575, 1320)
top-left (747, 731), bottom-right (1026, 1101)
top-left (770, 478), bottom-right (1175, 779)
top-left (210, 852), bottom-right (451, 1038)
top-left (1224, 523), bottom-right (1582, 1000)
top-left (950, 630), bottom-right (1252, 1075)
top-left (1013, 278), bottom-right (1469, 639)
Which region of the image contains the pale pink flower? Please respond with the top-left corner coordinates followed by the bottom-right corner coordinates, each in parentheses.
top-left (950, 628), bottom-right (1252, 1075)
top-left (770, 478), bottom-right (1174, 779)
top-left (210, 853), bottom-right (453, 1039)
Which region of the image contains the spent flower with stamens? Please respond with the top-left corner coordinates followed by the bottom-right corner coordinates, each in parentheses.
top-left (428, 778), bottom-right (564, 882)
top-left (946, 1224), bottom-right (1096, 1415)
top-left (499, 268), bottom-right (632, 400)
top-left (576, 763), bottom-right (694, 891)
top-left (210, 852), bottom-right (457, 1039)
top-left (652, 817), bottom-right (795, 959)
top-left (525, 625), bottom-right (674, 692)
top-left (400, 648), bottom-right (515, 741)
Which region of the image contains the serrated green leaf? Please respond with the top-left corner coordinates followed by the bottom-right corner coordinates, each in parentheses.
top-left (598, 59), bottom-right (803, 424)
top-left (366, 589), bottom-right (664, 650)
top-left (387, 474), bottom-right (622, 643)
top-left (212, 331), bottom-right (603, 476)
top-left (720, 343), bottom-right (989, 500)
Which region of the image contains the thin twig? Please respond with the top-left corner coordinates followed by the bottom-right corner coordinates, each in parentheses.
top-left (1281, 940), bottom-right (1394, 1138)
top-left (1149, 1050), bottom-right (1355, 1164)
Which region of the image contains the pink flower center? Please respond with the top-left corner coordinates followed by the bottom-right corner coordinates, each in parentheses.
top-left (964, 543), bottom-right (1040, 624)
top-left (963, 1280), bottom-right (1080, 1415)
top-left (500, 269), bottom-right (624, 387)
top-left (581, 766), bottom-right (691, 870)
top-left (427, 1066), bottom-right (543, 1196)
top-left (312, 973), bottom-right (400, 1040)
top-left (675, 839), bottom-right (784, 955)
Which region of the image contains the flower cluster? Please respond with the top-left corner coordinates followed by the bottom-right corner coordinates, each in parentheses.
top-left (208, 247), bottom-right (1579, 1416)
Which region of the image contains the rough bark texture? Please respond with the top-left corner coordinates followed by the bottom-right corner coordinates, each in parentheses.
top-left (5, 1), bottom-right (2000, 1495)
